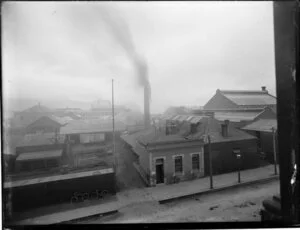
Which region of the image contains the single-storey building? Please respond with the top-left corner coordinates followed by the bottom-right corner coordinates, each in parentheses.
top-left (13, 133), bottom-right (65, 174)
top-left (60, 119), bottom-right (126, 168)
top-left (241, 118), bottom-right (278, 163)
top-left (25, 115), bottom-right (72, 134)
top-left (124, 115), bottom-right (260, 186)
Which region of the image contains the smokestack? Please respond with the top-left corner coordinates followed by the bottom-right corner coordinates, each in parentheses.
top-left (144, 86), bottom-right (151, 129)
top-left (221, 120), bottom-right (229, 137)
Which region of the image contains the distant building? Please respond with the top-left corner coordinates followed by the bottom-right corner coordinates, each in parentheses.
top-left (14, 133), bottom-right (64, 173)
top-left (203, 87), bottom-right (276, 110)
top-left (60, 119), bottom-right (126, 168)
top-left (194, 87), bottom-right (277, 128)
top-left (122, 115), bottom-right (260, 186)
top-left (25, 115), bottom-right (72, 134)
top-left (11, 103), bottom-right (53, 129)
top-left (163, 106), bottom-right (189, 116)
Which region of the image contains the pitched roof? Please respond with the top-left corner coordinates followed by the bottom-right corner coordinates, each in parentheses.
top-left (241, 119), bottom-right (277, 133)
top-left (60, 119), bottom-right (126, 134)
top-left (218, 89), bottom-right (276, 106)
top-left (134, 117), bottom-right (256, 146)
top-left (16, 133), bottom-right (64, 147)
top-left (50, 115), bottom-right (73, 125)
top-left (214, 111), bottom-right (261, 122)
top-left (16, 149), bottom-right (62, 161)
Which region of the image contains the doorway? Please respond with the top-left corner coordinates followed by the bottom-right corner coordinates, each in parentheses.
top-left (155, 158), bottom-right (164, 184)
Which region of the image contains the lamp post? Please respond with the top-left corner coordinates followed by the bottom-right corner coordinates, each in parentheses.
top-left (233, 149), bottom-right (242, 183)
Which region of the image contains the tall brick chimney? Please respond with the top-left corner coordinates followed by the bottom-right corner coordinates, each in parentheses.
top-left (144, 86), bottom-right (151, 129)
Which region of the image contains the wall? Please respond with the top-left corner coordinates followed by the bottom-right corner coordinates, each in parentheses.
top-left (4, 172), bottom-right (116, 214)
top-left (204, 139), bottom-right (259, 176)
top-left (135, 143), bottom-right (150, 177)
top-left (150, 145), bottom-right (204, 185)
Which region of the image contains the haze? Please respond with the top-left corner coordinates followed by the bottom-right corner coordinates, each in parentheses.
top-left (2, 1), bottom-right (276, 113)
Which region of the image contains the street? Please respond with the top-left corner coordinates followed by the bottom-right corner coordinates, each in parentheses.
top-left (83, 180), bottom-right (279, 223)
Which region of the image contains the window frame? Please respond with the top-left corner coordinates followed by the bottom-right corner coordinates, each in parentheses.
top-left (173, 154), bottom-right (184, 176)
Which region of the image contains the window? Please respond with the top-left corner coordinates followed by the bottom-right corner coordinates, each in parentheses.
top-left (192, 154), bottom-right (200, 170)
top-left (174, 156), bottom-right (183, 173)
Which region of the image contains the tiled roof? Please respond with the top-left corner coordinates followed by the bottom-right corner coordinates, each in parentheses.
top-left (16, 149), bottom-right (62, 161)
top-left (241, 119), bottom-right (277, 133)
top-left (60, 119), bottom-right (126, 134)
top-left (219, 90), bottom-right (276, 106)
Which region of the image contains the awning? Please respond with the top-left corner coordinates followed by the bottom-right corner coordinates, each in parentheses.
top-left (16, 149), bottom-right (63, 161)
top-left (241, 119), bottom-right (277, 133)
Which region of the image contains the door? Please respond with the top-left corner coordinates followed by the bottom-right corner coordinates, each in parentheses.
top-left (155, 159), bottom-right (164, 184)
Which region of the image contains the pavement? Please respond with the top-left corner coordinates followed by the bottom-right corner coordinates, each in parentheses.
top-left (9, 164), bottom-right (278, 225)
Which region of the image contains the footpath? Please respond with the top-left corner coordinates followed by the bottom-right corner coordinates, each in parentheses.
top-left (10, 164), bottom-right (278, 225)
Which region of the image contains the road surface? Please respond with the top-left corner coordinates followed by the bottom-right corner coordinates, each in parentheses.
top-left (82, 180), bottom-right (279, 223)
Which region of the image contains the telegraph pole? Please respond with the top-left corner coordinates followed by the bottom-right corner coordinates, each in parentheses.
top-left (112, 79), bottom-right (116, 170)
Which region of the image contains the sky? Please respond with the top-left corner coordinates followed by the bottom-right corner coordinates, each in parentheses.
top-left (2, 1), bottom-right (276, 113)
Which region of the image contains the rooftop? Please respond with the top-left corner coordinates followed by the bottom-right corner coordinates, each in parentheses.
top-left (16, 133), bottom-right (64, 147)
top-left (4, 167), bottom-right (114, 189)
top-left (60, 119), bottom-right (126, 134)
top-left (218, 89), bottom-right (276, 106)
top-left (241, 119), bottom-right (277, 133)
top-left (16, 149), bottom-right (63, 161)
top-left (126, 117), bottom-right (256, 147)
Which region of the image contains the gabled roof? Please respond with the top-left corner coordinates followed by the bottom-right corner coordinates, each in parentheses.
top-left (218, 89), bottom-right (276, 106)
top-left (16, 149), bottom-right (63, 161)
top-left (241, 119), bottom-right (277, 133)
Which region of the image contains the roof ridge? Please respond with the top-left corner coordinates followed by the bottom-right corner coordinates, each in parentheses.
top-left (219, 90), bottom-right (268, 94)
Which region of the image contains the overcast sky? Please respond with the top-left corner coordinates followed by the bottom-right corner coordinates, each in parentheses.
top-left (2, 1), bottom-right (276, 113)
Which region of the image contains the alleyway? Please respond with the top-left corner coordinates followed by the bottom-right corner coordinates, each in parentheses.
top-left (115, 142), bottom-right (145, 190)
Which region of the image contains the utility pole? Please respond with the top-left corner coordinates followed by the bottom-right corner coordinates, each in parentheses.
top-left (272, 127), bottom-right (278, 175)
top-left (112, 79), bottom-right (116, 170)
top-left (208, 135), bottom-right (213, 189)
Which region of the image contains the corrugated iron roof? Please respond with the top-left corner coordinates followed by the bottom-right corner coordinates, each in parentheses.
top-left (214, 111), bottom-right (261, 122)
top-left (4, 167), bottom-right (114, 189)
top-left (220, 90), bottom-right (276, 106)
top-left (241, 119), bottom-right (277, 133)
top-left (17, 133), bottom-right (64, 147)
top-left (60, 119), bottom-right (126, 134)
top-left (16, 149), bottom-right (62, 161)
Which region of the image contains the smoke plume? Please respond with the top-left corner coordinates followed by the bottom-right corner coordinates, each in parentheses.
top-left (97, 6), bottom-right (151, 99)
